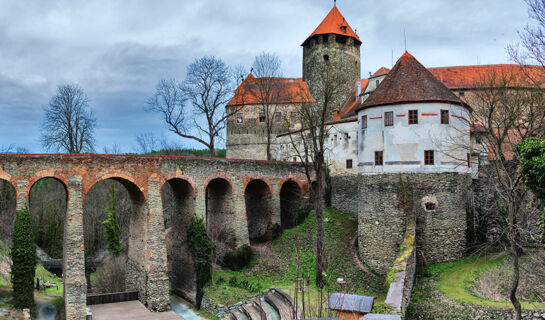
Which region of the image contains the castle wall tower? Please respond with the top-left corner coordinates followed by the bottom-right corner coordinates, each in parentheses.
top-left (302, 6), bottom-right (361, 110)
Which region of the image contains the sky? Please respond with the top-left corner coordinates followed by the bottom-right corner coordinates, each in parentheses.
top-left (0, 0), bottom-right (531, 153)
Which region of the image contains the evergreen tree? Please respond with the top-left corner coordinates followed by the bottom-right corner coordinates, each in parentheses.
top-left (102, 185), bottom-right (122, 256)
top-left (11, 209), bottom-right (37, 309)
top-left (187, 216), bottom-right (213, 308)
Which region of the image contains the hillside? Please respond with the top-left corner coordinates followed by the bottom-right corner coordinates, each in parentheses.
top-left (204, 208), bottom-right (386, 307)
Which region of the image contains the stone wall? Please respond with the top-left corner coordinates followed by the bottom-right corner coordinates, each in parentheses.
top-left (331, 174), bottom-right (359, 218)
top-left (0, 154), bottom-right (307, 319)
top-left (358, 172), bottom-right (471, 274)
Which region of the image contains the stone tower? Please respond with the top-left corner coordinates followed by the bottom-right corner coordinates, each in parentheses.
top-left (302, 6), bottom-right (361, 110)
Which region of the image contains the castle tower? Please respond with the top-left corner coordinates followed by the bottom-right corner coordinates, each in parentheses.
top-left (302, 6), bottom-right (361, 110)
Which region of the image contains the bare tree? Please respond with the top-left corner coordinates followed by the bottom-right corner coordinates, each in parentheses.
top-left (250, 52), bottom-right (283, 160)
top-left (468, 70), bottom-right (545, 320)
top-left (148, 57), bottom-right (241, 157)
top-left (102, 143), bottom-right (122, 154)
top-left (41, 84), bottom-right (96, 153)
top-left (135, 132), bottom-right (160, 154)
top-left (287, 61), bottom-right (350, 288)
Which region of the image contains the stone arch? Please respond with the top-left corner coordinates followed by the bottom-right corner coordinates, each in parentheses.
top-left (0, 177), bottom-right (17, 246)
top-left (28, 177), bottom-right (68, 262)
top-left (82, 176), bottom-right (147, 297)
top-left (205, 177), bottom-right (236, 261)
top-left (27, 171), bottom-right (69, 198)
top-left (203, 172), bottom-right (234, 194)
top-left (280, 180), bottom-right (302, 229)
top-left (245, 179), bottom-right (273, 243)
top-left (161, 178), bottom-right (197, 304)
top-left (161, 174), bottom-right (198, 198)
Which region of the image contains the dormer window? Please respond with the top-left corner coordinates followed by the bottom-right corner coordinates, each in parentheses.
top-left (340, 26), bottom-right (347, 33)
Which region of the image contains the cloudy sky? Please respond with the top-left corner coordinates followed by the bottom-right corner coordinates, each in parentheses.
top-left (0, 0), bottom-right (531, 153)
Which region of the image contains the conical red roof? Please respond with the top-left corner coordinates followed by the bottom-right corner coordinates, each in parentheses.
top-left (303, 6), bottom-right (361, 46)
top-left (358, 51), bottom-right (470, 111)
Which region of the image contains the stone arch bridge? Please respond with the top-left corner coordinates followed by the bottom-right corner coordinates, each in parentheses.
top-left (0, 154), bottom-right (308, 320)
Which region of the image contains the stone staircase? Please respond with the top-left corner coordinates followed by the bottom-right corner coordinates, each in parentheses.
top-left (224, 289), bottom-right (300, 320)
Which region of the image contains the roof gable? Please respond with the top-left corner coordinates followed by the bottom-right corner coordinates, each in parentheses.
top-left (303, 6), bottom-right (360, 45)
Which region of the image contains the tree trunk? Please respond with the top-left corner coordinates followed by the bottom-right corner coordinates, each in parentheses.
top-left (266, 127), bottom-right (272, 161)
top-left (509, 203), bottom-right (522, 320)
top-left (209, 141), bottom-right (216, 157)
top-left (314, 171), bottom-right (325, 288)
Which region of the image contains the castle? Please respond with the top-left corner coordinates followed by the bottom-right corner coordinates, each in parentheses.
top-left (224, 5), bottom-right (532, 276)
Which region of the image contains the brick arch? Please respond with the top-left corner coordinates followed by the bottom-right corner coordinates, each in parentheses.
top-left (278, 177), bottom-right (305, 195)
top-left (83, 173), bottom-right (145, 203)
top-left (26, 170), bottom-right (69, 198)
top-left (203, 172), bottom-right (234, 194)
top-left (0, 169), bottom-right (17, 197)
top-left (161, 174), bottom-right (198, 198)
top-left (243, 176), bottom-right (273, 195)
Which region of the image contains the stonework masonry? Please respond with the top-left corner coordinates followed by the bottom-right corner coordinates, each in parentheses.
top-left (330, 175), bottom-right (359, 218)
top-left (0, 154), bottom-right (307, 319)
top-left (358, 172), bottom-right (471, 274)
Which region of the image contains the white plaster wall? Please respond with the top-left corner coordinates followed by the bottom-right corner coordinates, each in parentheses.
top-left (276, 120), bottom-right (359, 176)
top-left (357, 102), bottom-right (471, 175)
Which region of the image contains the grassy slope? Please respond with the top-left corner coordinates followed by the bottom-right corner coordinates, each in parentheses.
top-left (205, 208), bottom-right (385, 306)
top-left (433, 253), bottom-right (545, 310)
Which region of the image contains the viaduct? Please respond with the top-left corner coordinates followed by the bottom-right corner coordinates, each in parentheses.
top-left (0, 154), bottom-right (308, 320)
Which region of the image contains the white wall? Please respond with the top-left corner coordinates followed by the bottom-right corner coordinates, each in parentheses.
top-left (357, 102), bottom-right (471, 175)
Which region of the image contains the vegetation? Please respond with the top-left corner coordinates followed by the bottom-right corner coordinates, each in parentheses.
top-left (205, 208), bottom-right (385, 306)
top-left (11, 209), bottom-right (37, 310)
top-left (91, 255), bottom-right (126, 293)
top-left (187, 216), bottom-right (213, 309)
top-left (102, 185), bottom-right (123, 256)
top-left (150, 148), bottom-right (226, 158)
top-left (223, 245), bottom-right (254, 271)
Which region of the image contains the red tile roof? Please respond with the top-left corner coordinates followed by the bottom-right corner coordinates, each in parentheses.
top-left (302, 6), bottom-right (361, 46)
top-left (357, 51), bottom-right (469, 112)
top-left (371, 67), bottom-right (390, 78)
top-left (227, 74), bottom-right (314, 106)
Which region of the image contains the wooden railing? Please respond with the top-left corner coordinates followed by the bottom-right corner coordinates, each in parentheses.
top-left (86, 291), bottom-right (139, 305)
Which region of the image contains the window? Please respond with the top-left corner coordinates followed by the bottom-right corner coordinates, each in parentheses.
top-left (274, 112), bottom-right (282, 122)
top-left (346, 159), bottom-right (353, 169)
top-left (361, 115), bottom-right (367, 129)
top-left (340, 26), bottom-right (347, 33)
top-left (290, 111), bottom-right (297, 122)
top-left (236, 112), bottom-right (244, 124)
top-left (408, 110), bottom-right (418, 124)
top-left (424, 150), bottom-right (434, 165)
top-left (375, 80), bottom-right (380, 87)
top-left (467, 153), bottom-right (471, 167)
top-left (384, 111), bottom-right (393, 126)
top-left (441, 109), bottom-right (449, 124)
top-left (374, 151), bottom-right (383, 166)
top-left (459, 91), bottom-right (465, 97)
top-left (323, 54), bottom-right (329, 62)
top-left (259, 112), bottom-right (265, 123)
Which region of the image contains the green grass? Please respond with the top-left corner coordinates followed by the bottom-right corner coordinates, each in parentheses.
top-left (432, 253), bottom-right (545, 310)
top-left (35, 264), bottom-right (63, 295)
top-left (205, 208), bottom-right (385, 307)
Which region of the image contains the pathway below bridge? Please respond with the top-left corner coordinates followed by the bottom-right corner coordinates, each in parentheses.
top-left (89, 301), bottom-right (182, 320)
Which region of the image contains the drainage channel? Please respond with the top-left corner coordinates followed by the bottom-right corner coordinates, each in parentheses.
top-left (170, 295), bottom-right (201, 320)
top-left (261, 300), bottom-right (280, 320)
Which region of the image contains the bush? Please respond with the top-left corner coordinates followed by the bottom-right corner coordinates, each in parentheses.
top-left (223, 245), bottom-right (254, 271)
top-left (271, 223), bottom-right (282, 240)
top-left (11, 209), bottom-right (36, 310)
top-left (92, 255), bottom-right (126, 293)
top-left (187, 216), bottom-right (213, 309)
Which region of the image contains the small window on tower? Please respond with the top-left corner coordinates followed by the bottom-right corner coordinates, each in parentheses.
top-left (259, 112), bottom-right (265, 123)
top-left (409, 110), bottom-right (418, 124)
top-left (385, 111), bottom-right (394, 126)
top-left (375, 151), bottom-right (383, 166)
top-left (236, 112), bottom-right (244, 124)
top-left (361, 115), bottom-right (367, 129)
top-left (441, 110), bottom-right (449, 124)
top-left (341, 26), bottom-right (347, 33)
top-left (346, 159), bottom-right (353, 169)
top-left (323, 55), bottom-right (330, 62)
top-left (424, 150), bottom-right (435, 165)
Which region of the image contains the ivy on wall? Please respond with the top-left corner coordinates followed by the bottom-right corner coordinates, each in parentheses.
top-left (11, 209), bottom-right (37, 310)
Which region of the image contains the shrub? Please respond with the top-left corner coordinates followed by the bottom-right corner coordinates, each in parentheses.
top-left (271, 223), bottom-right (282, 240)
top-left (92, 255), bottom-right (126, 293)
top-left (187, 216), bottom-right (213, 309)
top-left (102, 185), bottom-right (123, 256)
top-left (11, 209), bottom-right (37, 309)
top-left (223, 245), bottom-right (254, 271)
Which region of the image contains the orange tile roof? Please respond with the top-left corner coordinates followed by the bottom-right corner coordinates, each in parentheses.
top-left (371, 67), bottom-right (390, 78)
top-left (357, 51), bottom-right (469, 112)
top-left (227, 74), bottom-right (315, 106)
top-left (302, 6), bottom-right (361, 46)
